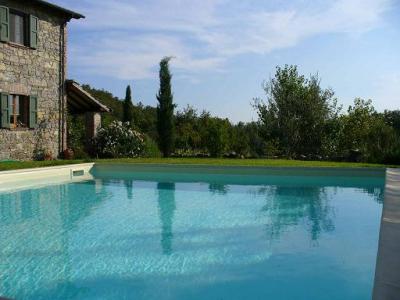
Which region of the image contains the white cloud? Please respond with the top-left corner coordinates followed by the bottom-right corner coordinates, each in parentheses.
top-left (59, 0), bottom-right (393, 80)
top-left (70, 33), bottom-right (226, 79)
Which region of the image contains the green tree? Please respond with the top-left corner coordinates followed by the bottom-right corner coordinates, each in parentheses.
top-left (254, 65), bottom-right (339, 158)
top-left (206, 118), bottom-right (230, 157)
top-left (175, 105), bottom-right (201, 153)
top-left (339, 98), bottom-right (376, 153)
top-left (384, 110), bottom-right (400, 136)
top-left (123, 85), bottom-right (134, 126)
top-left (230, 122), bottom-right (250, 157)
top-left (133, 102), bottom-right (158, 140)
top-left (244, 122), bottom-right (267, 158)
top-left (156, 57), bottom-right (176, 157)
top-left (339, 98), bottom-right (398, 162)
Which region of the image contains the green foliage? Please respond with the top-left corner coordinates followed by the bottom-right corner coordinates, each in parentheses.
top-left (66, 114), bottom-right (88, 158)
top-left (254, 65), bottom-right (339, 158)
top-left (143, 135), bottom-right (162, 158)
top-left (339, 98), bottom-right (376, 152)
top-left (175, 105), bottom-right (202, 152)
top-left (243, 122), bottom-right (267, 158)
top-left (174, 108), bottom-right (267, 158)
top-left (205, 118), bottom-right (230, 157)
top-left (366, 118), bottom-right (398, 163)
top-left (81, 84), bottom-right (122, 127)
top-left (156, 57), bottom-right (176, 157)
top-left (229, 122), bottom-right (250, 157)
top-left (382, 110), bottom-right (400, 164)
top-left (133, 102), bottom-right (157, 139)
top-left (123, 85), bottom-right (134, 126)
top-left (94, 121), bottom-right (144, 158)
top-left (338, 99), bottom-right (399, 162)
top-left (384, 110), bottom-right (400, 136)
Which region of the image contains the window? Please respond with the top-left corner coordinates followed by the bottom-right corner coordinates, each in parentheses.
top-left (9, 10), bottom-right (26, 45)
top-left (0, 93), bottom-right (37, 129)
top-left (9, 95), bottom-right (29, 128)
top-left (0, 6), bottom-right (38, 48)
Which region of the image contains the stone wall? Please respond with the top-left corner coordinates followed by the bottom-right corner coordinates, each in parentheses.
top-left (0, 0), bottom-right (66, 160)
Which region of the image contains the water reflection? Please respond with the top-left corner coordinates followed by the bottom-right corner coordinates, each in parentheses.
top-left (124, 180), bottom-right (134, 200)
top-left (0, 190), bottom-right (41, 224)
top-left (60, 182), bottom-right (106, 230)
top-left (361, 187), bottom-right (384, 204)
top-left (157, 182), bottom-right (176, 255)
top-left (258, 186), bottom-right (335, 242)
top-left (209, 183), bottom-right (228, 195)
top-left (0, 181), bottom-right (106, 229)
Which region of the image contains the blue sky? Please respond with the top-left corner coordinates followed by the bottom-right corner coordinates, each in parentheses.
top-left (53, 0), bottom-right (400, 122)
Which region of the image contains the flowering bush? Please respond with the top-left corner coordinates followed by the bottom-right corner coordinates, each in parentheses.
top-left (94, 121), bottom-right (144, 158)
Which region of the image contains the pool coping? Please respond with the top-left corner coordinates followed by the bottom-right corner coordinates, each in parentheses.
top-left (0, 163), bottom-right (95, 192)
top-left (373, 168), bottom-right (400, 300)
top-left (0, 162), bottom-right (95, 175)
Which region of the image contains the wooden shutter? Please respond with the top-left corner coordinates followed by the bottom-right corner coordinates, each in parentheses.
top-left (0, 6), bottom-right (9, 42)
top-left (29, 15), bottom-right (39, 48)
top-left (0, 93), bottom-right (10, 128)
top-left (29, 95), bottom-right (38, 128)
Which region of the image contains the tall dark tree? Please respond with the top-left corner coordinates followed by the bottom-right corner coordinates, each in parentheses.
top-left (123, 85), bottom-right (134, 126)
top-left (156, 57), bottom-right (175, 157)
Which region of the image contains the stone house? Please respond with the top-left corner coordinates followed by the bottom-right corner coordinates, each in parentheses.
top-left (0, 0), bottom-right (109, 160)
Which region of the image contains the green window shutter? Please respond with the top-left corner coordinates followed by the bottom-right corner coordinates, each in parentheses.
top-left (29, 15), bottom-right (39, 48)
top-left (0, 6), bottom-right (9, 42)
top-left (29, 95), bottom-right (38, 128)
top-left (0, 93), bottom-right (10, 128)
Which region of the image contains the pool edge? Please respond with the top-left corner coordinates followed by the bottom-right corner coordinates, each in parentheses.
top-left (0, 163), bottom-right (95, 192)
top-left (0, 163), bottom-right (387, 192)
top-left (373, 168), bottom-right (400, 300)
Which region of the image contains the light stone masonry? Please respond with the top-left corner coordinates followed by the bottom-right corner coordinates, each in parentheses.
top-left (0, 0), bottom-right (67, 160)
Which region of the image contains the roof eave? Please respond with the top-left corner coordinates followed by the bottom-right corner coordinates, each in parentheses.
top-left (32, 0), bottom-right (85, 20)
top-left (66, 80), bottom-right (110, 113)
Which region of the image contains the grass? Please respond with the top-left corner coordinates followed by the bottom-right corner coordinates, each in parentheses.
top-left (0, 157), bottom-right (396, 172)
top-left (0, 159), bottom-right (88, 171)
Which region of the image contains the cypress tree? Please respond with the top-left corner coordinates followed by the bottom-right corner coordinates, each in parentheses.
top-left (157, 57), bottom-right (175, 157)
top-left (123, 85), bottom-right (134, 126)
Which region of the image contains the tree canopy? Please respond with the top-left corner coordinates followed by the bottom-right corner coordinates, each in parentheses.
top-left (253, 65), bottom-right (339, 158)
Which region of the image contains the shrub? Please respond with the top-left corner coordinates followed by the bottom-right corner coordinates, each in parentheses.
top-left (143, 135), bottom-right (162, 157)
top-left (73, 148), bottom-right (91, 160)
top-left (384, 148), bottom-right (400, 165)
top-left (94, 121), bottom-right (144, 158)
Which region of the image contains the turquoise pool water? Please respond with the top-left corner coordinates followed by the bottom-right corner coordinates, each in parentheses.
top-left (0, 167), bottom-right (385, 300)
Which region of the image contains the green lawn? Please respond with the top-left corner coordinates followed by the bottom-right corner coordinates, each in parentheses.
top-left (0, 159), bottom-right (89, 171)
top-left (0, 157), bottom-right (396, 172)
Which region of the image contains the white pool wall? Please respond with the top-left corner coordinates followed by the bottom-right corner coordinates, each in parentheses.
top-left (0, 163), bottom-right (95, 192)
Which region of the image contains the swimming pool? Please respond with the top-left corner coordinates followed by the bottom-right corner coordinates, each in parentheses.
top-left (0, 165), bottom-right (386, 300)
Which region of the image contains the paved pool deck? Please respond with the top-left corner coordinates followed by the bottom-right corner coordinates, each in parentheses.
top-left (373, 168), bottom-right (400, 300)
